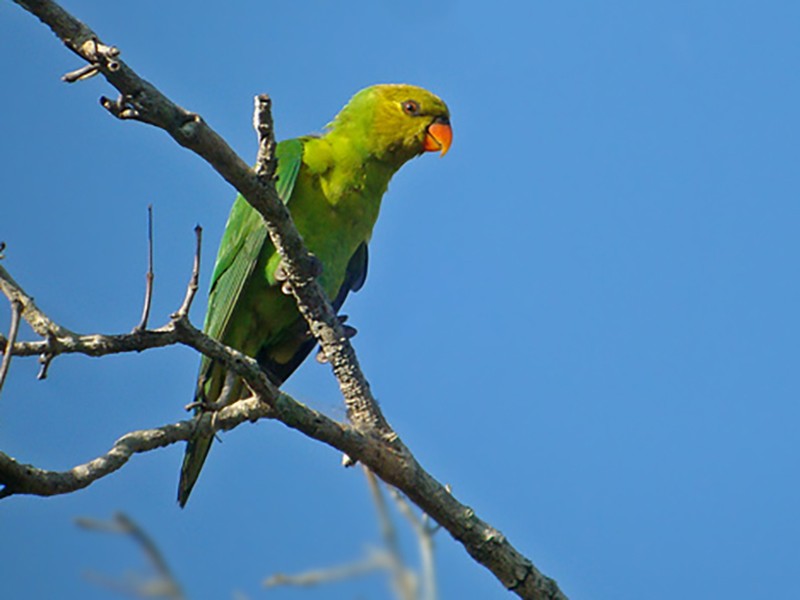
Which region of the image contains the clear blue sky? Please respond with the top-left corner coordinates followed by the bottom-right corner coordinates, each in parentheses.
top-left (1, 1), bottom-right (798, 598)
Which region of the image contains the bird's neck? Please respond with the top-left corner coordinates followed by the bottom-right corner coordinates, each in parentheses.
top-left (314, 129), bottom-right (403, 204)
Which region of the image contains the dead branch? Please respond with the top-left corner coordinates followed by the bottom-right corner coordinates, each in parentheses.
top-left (387, 485), bottom-right (439, 600)
top-left (0, 298), bottom-right (21, 396)
top-left (264, 550), bottom-right (393, 589)
top-left (133, 204), bottom-right (155, 333)
top-left (173, 225), bottom-right (202, 320)
top-left (366, 468), bottom-right (419, 600)
top-left (76, 512), bottom-right (186, 599)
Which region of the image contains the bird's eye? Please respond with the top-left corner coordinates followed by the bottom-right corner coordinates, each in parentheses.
top-left (402, 100), bottom-right (420, 115)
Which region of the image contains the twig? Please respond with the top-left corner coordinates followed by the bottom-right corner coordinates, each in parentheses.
top-left (261, 472), bottom-right (430, 600)
top-left (134, 204), bottom-right (155, 332)
top-left (62, 61), bottom-right (100, 83)
top-left (389, 487), bottom-right (438, 600)
top-left (264, 550), bottom-right (392, 589)
top-left (365, 468), bottom-right (417, 600)
top-left (173, 225), bottom-right (201, 319)
top-left (0, 299), bottom-right (22, 397)
top-left (253, 94), bottom-right (278, 183)
top-left (76, 512), bottom-right (186, 600)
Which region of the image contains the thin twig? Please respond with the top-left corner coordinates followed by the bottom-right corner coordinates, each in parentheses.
top-left (365, 468), bottom-right (418, 600)
top-left (389, 487), bottom-right (438, 600)
top-left (62, 61), bottom-right (100, 82)
top-left (0, 300), bottom-right (22, 397)
top-left (173, 225), bottom-right (201, 319)
top-left (134, 204), bottom-right (154, 332)
top-left (264, 550), bottom-right (392, 589)
top-left (76, 512), bottom-right (186, 600)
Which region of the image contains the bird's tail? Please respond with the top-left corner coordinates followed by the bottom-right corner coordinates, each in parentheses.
top-left (177, 428), bottom-right (214, 507)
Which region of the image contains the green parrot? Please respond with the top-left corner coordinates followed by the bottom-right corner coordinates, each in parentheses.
top-left (178, 84), bottom-right (452, 506)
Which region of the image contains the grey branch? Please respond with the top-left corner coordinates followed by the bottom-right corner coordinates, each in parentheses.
top-left (0, 298), bottom-right (22, 396)
top-left (366, 468), bottom-right (420, 600)
top-left (9, 2), bottom-right (568, 598)
top-left (133, 204), bottom-right (155, 333)
top-left (264, 550), bottom-right (394, 589)
top-left (263, 471), bottom-right (439, 600)
top-left (388, 485), bottom-right (439, 600)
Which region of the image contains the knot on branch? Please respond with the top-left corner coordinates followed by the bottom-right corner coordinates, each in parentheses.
top-left (100, 93), bottom-right (141, 120)
top-left (176, 114), bottom-right (203, 143)
top-left (63, 38), bottom-right (120, 83)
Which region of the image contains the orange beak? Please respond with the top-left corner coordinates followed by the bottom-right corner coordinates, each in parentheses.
top-left (423, 117), bottom-right (453, 156)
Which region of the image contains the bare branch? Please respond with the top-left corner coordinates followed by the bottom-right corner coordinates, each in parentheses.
top-left (389, 487), bottom-right (438, 600)
top-left (172, 225), bottom-right (202, 319)
top-left (76, 512), bottom-right (186, 600)
top-left (0, 299), bottom-right (22, 397)
top-left (264, 550), bottom-right (393, 589)
top-left (0, 395), bottom-right (270, 499)
top-left (366, 468), bottom-right (418, 600)
top-left (133, 204), bottom-right (155, 332)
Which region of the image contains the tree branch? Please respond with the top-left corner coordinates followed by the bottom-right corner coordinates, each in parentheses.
top-left (133, 204), bottom-right (155, 333)
top-left (8, 2), bottom-right (568, 598)
top-left (0, 298), bottom-right (22, 396)
top-left (365, 468), bottom-right (419, 600)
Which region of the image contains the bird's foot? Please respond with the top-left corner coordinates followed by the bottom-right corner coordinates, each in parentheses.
top-left (275, 255), bottom-right (323, 296)
top-left (315, 315), bottom-right (358, 363)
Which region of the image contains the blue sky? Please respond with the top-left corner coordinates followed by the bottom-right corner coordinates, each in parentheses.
top-left (1, 1), bottom-right (799, 598)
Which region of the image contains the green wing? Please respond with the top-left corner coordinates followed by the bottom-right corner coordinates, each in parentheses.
top-left (178, 139), bottom-right (302, 507)
top-left (202, 139), bottom-right (303, 351)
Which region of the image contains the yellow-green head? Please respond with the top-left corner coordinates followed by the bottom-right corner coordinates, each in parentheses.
top-left (326, 83), bottom-right (452, 165)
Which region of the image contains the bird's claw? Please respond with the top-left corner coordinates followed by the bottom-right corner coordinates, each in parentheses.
top-left (315, 316), bottom-right (357, 363)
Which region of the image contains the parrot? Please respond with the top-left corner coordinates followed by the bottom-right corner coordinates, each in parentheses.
top-left (178, 84), bottom-right (452, 506)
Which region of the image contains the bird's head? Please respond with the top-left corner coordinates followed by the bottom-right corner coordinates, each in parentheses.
top-left (328, 83), bottom-right (452, 165)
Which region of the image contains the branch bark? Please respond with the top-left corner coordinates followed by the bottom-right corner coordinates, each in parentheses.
top-left (7, 2), bottom-right (568, 599)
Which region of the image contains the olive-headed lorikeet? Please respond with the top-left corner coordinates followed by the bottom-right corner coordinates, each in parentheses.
top-left (178, 84), bottom-right (452, 506)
